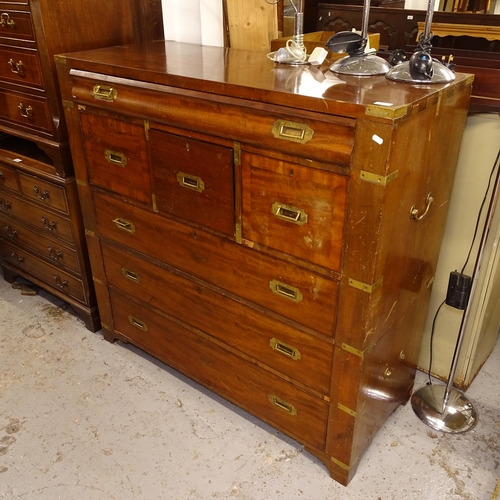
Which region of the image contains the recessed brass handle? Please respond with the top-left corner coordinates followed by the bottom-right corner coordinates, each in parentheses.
top-left (112, 217), bottom-right (135, 233)
top-left (105, 149), bottom-right (127, 167)
top-left (128, 315), bottom-right (148, 331)
top-left (121, 267), bottom-right (141, 283)
top-left (271, 202), bottom-right (308, 226)
top-left (269, 338), bottom-right (301, 361)
top-left (0, 13), bottom-right (16, 28)
top-left (410, 192), bottom-right (434, 221)
top-left (92, 84), bottom-right (117, 102)
top-left (268, 394), bottom-right (297, 416)
top-left (33, 185), bottom-right (50, 201)
top-left (18, 103), bottom-right (33, 118)
top-left (176, 172), bottom-right (205, 193)
top-left (269, 279), bottom-right (303, 303)
top-left (271, 119), bottom-right (314, 144)
top-left (8, 59), bottom-right (24, 74)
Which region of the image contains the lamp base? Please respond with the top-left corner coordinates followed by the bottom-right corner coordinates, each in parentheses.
top-left (411, 384), bottom-right (477, 434)
top-left (329, 53), bottom-right (391, 76)
top-left (386, 60), bottom-right (455, 83)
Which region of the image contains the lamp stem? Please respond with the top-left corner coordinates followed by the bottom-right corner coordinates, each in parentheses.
top-left (442, 150), bottom-right (500, 411)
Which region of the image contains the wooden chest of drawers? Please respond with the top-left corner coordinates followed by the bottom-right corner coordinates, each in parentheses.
top-left (56, 42), bottom-right (472, 484)
top-left (0, 0), bottom-right (163, 330)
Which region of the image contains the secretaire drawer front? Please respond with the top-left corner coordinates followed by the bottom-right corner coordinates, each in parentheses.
top-left (80, 112), bottom-right (151, 204)
top-left (0, 163), bottom-right (19, 192)
top-left (0, 213), bottom-right (80, 273)
top-left (0, 46), bottom-right (43, 89)
top-left (0, 240), bottom-right (86, 302)
top-left (0, 191), bottom-right (73, 242)
top-left (70, 72), bottom-right (355, 167)
top-left (0, 88), bottom-right (52, 134)
top-left (0, 10), bottom-right (34, 42)
top-left (149, 129), bottom-right (235, 236)
top-left (18, 173), bottom-right (68, 214)
top-left (110, 289), bottom-right (329, 450)
top-left (102, 242), bottom-right (333, 394)
top-left (242, 152), bottom-right (348, 271)
top-left (94, 193), bottom-right (338, 336)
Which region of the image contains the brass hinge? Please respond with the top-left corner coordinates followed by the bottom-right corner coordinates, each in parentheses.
top-left (144, 120), bottom-right (150, 141)
top-left (101, 323), bottom-right (111, 331)
top-left (341, 343), bottom-right (365, 358)
top-left (338, 403), bottom-right (357, 418)
top-left (235, 222), bottom-right (242, 243)
top-left (348, 276), bottom-right (383, 294)
top-left (76, 179), bottom-right (86, 187)
top-left (152, 194), bottom-right (158, 212)
top-left (92, 276), bottom-right (103, 285)
top-left (360, 170), bottom-right (398, 187)
top-left (85, 229), bottom-right (96, 237)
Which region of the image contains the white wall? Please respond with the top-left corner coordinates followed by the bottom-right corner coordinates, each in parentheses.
top-left (161, 0), bottom-right (224, 47)
top-left (404, 0), bottom-right (440, 9)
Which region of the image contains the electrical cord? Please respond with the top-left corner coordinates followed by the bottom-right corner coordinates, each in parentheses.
top-left (427, 147), bottom-right (500, 384)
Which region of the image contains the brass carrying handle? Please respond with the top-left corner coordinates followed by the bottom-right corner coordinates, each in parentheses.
top-left (268, 394), bottom-right (297, 416)
top-left (8, 59), bottom-right (24, 74)
top-left (269, 279), bottom-right (303, 303)
top-left (271, 202), bottom-right (308, 226)
top-left (128, 315), bottom-right (148, 331)
top-left (176, 172), bottom-right (205, 193)
top-left (410, 192), bottom-right (434, 221)
top-left (18, 103), bottom-right (33, 118)
top-left (269, 338), bottom-right (301, 361)
top-left (112, 217), bottom-right (135, 233)
top-left (92, 84), bottom-right (117, 102)
top-left (105, 149), bottom-right (127, 167)
top-left (0, 13), bottom-right (16, 28)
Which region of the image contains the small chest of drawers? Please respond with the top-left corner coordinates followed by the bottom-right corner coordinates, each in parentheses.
top-left (56, 42), bottom-right (472, 484)
top-left (0, 0), bottom-right (163, 330)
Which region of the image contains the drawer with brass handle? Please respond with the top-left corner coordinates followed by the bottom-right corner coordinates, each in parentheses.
top-left (0, 11), bottom-right (35, 41)
top-left (18, 172), bottom-right (69, 214)
top-left (0, 164), bottom-right (19, 192)
top-left (0, 47), bottom-right (43, 89)
top-left (0, 240), bottom-right (86, 302)
top-left (102, 242), bottom-right (334, 394)
top-left (110, 288), bottom-right (330, 450)
top-left (242, 152), bottom-right (348, 271)
top-left (0, 212), bottom-right (80, 273)
top-left (94, 192), bottom-right (339, 336)
top-left (79, 111), bottom-right (151, 204)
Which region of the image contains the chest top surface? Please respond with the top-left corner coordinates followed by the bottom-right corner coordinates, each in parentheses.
top-left (60, 41), bottom-right (472, 120)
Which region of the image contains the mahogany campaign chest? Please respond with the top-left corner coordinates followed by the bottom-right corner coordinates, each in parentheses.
top-left (56, 41), bottom-right (471, 484)
top-left (0, 0), bottom-right (162, 330)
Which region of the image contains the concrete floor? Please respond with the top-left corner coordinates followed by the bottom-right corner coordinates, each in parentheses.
top-left (0, 277), bottom-right (499, 500)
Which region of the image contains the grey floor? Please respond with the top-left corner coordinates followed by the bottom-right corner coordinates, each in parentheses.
top-left (0, 277), bottom-right (499, 500)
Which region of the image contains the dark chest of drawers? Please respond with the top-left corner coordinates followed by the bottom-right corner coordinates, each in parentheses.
top-left (56, 41), bottom-right (471, 483)
top-left (0, 0), bottom-right (162, 330)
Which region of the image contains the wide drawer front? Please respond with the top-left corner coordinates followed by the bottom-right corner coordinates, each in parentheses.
top-left (0, 212), bottom-right (80, 274)
top-left (79, 111), bottom-right (151, 204)
top-left (0, 240), bottom-right (86, 302)
top-left (102, 242), bottom-right (334, 395)
top-left (71, 73), bottom-right (355, 167)
top-left (18, 172), bottom-right (69, 214)
top-left (149, 128), bottom-right (235, 236)
top-left (0, 191), bottom-right (73, 243)
top-left (94, 192), bottom-right (338, 336)
top-left (110, 289), bottom-right (329, 450)
top-left (0, 87), bottom-right (52, 134)
top-left (0, 10), bottom-right (34, 42)
top-left (0, 163), bottom-right (19, 192)
top-left (242, 152), bottom-right (348, 271)
top-left (0, 45), bottom-right (42, 89)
